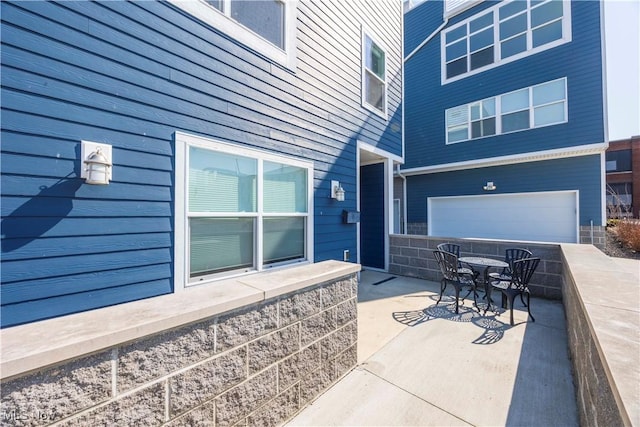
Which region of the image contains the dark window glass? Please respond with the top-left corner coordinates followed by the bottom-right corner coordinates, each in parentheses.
top-left (499, 0), bottom-right (527, 20)
top-left (470, 46), bottom-right (493, 70)
top-left (231, 0), bottom-right (284, 49)
top-left (501, 34), bottom-right (527, 58)
top-left (606, 150), bottom-right (632, 172)
top-left (470, 12), bottom-right (493, 32)
top-left (446, 25), bottom-right (467, 44)
top-left (500, 14), bottom-right (527, 40)
top-left (533, 20), bottom-right (563, 47)
top-left (470, 27), bottom-right (493, 51)
top-left (502, 110), bottom-right (530, 132)
top-left (531, 0), bottom-right (563, 28)
top-left (471, 118), bottom-right (496, 138)
top-left (446, 39), bottom-right (467, 61)
top-left (447, 57), bottom-right (467, 78)
top-left (204, 0), bottom-right (222, 11)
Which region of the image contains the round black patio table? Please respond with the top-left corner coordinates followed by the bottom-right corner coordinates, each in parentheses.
top-left (458, 256), bottom-right (509, 314)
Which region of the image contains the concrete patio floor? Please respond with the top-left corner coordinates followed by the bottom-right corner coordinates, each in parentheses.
top-left (287, 269), bottom-right (578, 426)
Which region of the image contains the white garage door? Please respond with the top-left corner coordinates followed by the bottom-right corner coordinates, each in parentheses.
top-left (429, 191), bottom-right (578, 243)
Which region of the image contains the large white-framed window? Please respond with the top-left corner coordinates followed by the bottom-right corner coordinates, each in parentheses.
top-left (446, 77), bottom-right (567, 143)
top-left (174, 132), bottom-right (314, 288)
top-left (442, 0), bottom-right (571, 83)
top-left (169, 0), bottom-right (297, 69)
top-left (362, 28), bottom-right (388, 118)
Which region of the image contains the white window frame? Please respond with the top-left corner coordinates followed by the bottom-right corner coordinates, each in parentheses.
top-left (174, 132), bottom-right (314, 290)
top-left (444, 0), bottom-right (483, 18)
top-left (361, 27), bottom-right (388, 119)
top-left (445, 77), bottom-right (567, 144)
top-left (169, 0), bottom-right (297, 69)
top-left (441, 0), bottom-right (571, 84)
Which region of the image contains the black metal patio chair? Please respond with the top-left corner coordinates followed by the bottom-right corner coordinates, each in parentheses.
top-left (488, 248), bottom-right (533, 281)
top-left (433, 250), bottom-right (479, 314)
top-left (490, 257), bottom-right (540, 325)
top-left (436, 242), bottom-right (476, 277)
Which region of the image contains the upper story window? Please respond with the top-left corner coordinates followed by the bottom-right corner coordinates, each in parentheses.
top-left (404, 0), bottom-right (428, 13)
top-left (606, 150), bottom-right (632, 172)
top-left (444, 0), bottom-right (483, 18)
top-left (174, 132), bottom-right (313, 288)
top-left (170, 0), bottom-right (297, 69)
top-left (446, 77), bottom-right (567, 143)
top-left (442, 0), bottom-right (571, 83)
top-left (362, 29), bottom-right (387, 118)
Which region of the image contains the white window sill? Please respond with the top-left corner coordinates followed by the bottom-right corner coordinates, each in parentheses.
top-left (0, 260), bottom-right (360, 380)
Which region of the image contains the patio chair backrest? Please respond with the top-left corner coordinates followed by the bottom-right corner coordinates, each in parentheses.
top-left (504, 248), bottom-right (533, 269)
top-left (433, 250), bottom-right (460, 282)
top-left (437, 243), bottom-right (461, 257)
top-left (510, 257), bottom-right (540, 290)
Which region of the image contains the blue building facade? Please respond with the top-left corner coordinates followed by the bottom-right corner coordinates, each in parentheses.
top-left (401, 0), bottom-right (607, 244)
top-left (0, 0), bottom-right (403, 327)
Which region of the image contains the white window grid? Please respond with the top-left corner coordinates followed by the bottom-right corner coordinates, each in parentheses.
top-left (169, 0), bottom-right (297, 69)
top-left (442, 0), bottom-right (571, 84)
top-left (174, 132), bottom-right (314, 289)
top-left (361, 27), bottom-right (388, 119)
top-left (445, 77), bottom-right (568, 144)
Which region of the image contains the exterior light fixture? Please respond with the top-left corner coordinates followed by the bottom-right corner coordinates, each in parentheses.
top-left (331, 180), bottom-right (345, 201)
top-left (483, 181), bottom-right (496, 191)
top-left (81, 141), bottom-right (112, 185)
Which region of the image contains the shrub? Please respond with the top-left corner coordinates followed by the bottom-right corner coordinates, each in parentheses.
top-left (615, 220), bottom-right (640, 252)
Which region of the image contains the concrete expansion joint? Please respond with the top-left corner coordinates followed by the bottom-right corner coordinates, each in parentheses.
top-left (359, 366), bottom-right (474, 426)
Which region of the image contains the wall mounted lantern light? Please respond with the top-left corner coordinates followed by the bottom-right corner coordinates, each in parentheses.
top-left (483, 181), bottom-right (496, 191)
top-left (82, 141), bottom-right (112, 185)
top-left (331, 180), bottom-right (345, 201)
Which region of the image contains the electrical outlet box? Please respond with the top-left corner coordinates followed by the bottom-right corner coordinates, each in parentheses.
top-left (343, 250), bottom-right (350, 262)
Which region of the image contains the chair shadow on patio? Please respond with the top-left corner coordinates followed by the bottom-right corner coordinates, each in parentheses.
top-left (392, 298), bottom-right (512, 345)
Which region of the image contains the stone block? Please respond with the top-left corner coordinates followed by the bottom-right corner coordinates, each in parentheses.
top-left (335, 344), bottom-right (357, 378)
top-left (246, 384), bottom-right (300, 427)
top-left (335, 298), bottom-right (357, 327)
top-left (215, 367), bottom-right (278, 427)
top-left (165, 404), bottom-right (215, 427)
top-left (409, 238), bottom-right (429, 248)
top-left (169, 347), bottom-right (247, 417)
top-left (60, 382), bottom-right (165, 426)
top-left (300, 310), bottom-right (336, 347)
top-left (299, 359), bottom-right (335, 405)
top-left (117, 319), bottom-right (216, 392)
top-left (279, 288), bottom-right (321, 326)
top-left (0, 351), bottom-right (112, 426)
top-left (278, 343), bottom-right (321, 390)
top-left (217, 302), bottom-right (278, 352)
top-left (321, 279), bottom-right (352, 309)
top-left (248, 324), bottom-right (300, 374)
top-left (401, 247), bottom-right (419, 258)
top-left (320, 323), bottom-right (356, 362)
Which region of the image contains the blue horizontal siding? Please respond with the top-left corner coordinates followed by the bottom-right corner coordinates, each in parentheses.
top-left (406, 155), bottom-right (603, 226)
top-left (0, 0), bottom-right (402, 326)
top-left (1, 279), bottom-right (172, 327)
top-left (403, 0), bottom-right (604, 168)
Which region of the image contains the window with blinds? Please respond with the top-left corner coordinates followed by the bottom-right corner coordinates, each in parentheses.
top-left (445, 77), bottom-right (567, 143)
top-left (176, 134), bottom-right (313, 285)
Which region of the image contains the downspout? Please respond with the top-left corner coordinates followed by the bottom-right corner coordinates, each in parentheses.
top-left (396, 164), bottom-right (407, 234)
top-left (404, 18), bottom-right (449, 63)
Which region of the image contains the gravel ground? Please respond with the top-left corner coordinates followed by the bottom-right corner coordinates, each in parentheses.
top-left (600, 228), bottom-right (640, 260)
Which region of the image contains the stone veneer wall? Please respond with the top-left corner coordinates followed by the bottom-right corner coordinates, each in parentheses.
top-left (560, 244), bottom-right (638, 426)
top-left (0, 274), bottom-right (358, 426)
top-left (406, 223), bottom-right (606, 250)
top-left (579, 225), bottom-right (606, 249)
top-left (389, 234), bottom-right (563, 299)
top-left (562, 270), bottom-right (623, 426)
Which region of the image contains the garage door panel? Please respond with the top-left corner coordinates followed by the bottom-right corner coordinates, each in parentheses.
top-left (429, 191), bottom-right (577, 243)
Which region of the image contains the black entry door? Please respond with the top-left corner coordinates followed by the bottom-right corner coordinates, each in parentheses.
top-left (360, 163), bottom-right (385, 269)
